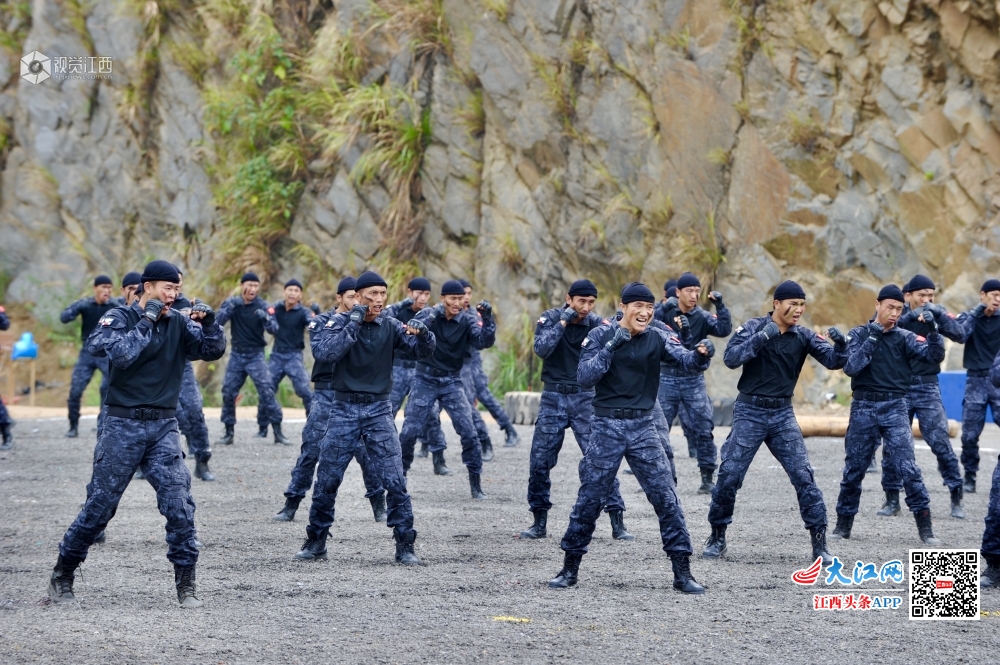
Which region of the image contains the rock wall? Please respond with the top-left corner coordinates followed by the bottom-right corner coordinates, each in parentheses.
top-left (2, 0), bottom-right (999, 402)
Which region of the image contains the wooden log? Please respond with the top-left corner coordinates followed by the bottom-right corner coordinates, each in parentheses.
top-left (797, 415), bottom-right (959, 439)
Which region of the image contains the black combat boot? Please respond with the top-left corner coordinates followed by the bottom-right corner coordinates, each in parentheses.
top-left (469, 471), bottom-right (487, 499)
top-left (216, 424), bottom-right (234, 446)
top-left (295, 530), bottom-right (329, 560)
top-left (702, 524), bottom-right (727, 558)
top-left (810, 526), bottom-right (834, 566)
top-left (503, 424), bottom-right (520, 447)
top-left (914, 509), bottom-right (941, 546)
top-left (830, 514), bottom-right (854, 540)
top-left (274, 496), bottom-right (301, 522)
top-left (670, 554), bottom-right (706, 594)
top-left (256, 425), bottom-right (268, 438)
top-left (174, 564), bottom-right (203, 608)
top-left (876, 490), bottom-right (901, 517)
top-left (520, 510), bottom-right (547, 539)
top-left (0, 423), bottom-right (13, 450)
top-left (697, 468), bottom-right (715, 495)
top-left (417, 440), bottom-right (429, 458)
top-left (94, 530), bottom-right (106, 544)
top-left (48, 554), bottom-right (81, 603)
top-left (194, 454), bottom-right (215, 482)
top-left (66, 420), bottom-right (79, 438)
top-left (549, 552), bottom-right (583, 588)
top-left (964, 472), bottom-right (976, 494)
top-left (370, 492), bottom-right (387, 522)
top-left (432, 450), bottom-right (451, 476)
top-left (609, 510), bottom-right (634, 541)
top-left (982, 556), bottom-right (1000, 588)
top-left (950, 486), bottom-right (965, 519)
top-left (481, 437), bottom-right (494, 462)
top-left (394, 530), bottom-right (420, 565)
top-left (272, 424), bottom-right (291, 445)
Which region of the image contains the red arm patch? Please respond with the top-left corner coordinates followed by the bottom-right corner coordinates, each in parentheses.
top-left (916, 335), bottom-right (926, 342)
top-left (267, 307), bottom-right (275, 315)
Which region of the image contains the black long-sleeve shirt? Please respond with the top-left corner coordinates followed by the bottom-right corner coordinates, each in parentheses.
top-left (60, 297), bottom-right (116, 341)
top-left (87, 303), bottom-right (227, 408)
top-left (533, 308), bottom-right (608, 386)
top-left (724, 315), bottom-right (846, 398)
top-left (845, 324), bottom-right (945, 393)
top-left (957, 308), bottom-right (1000, 372)
top-left (216, 296), bottom-right (278, 350)
top-left (271, 301), bottom-right (314, 352)
top-left (410, 307), bottom-right (496, 374)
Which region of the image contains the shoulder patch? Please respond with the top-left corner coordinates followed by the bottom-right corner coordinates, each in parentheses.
top-left (582, 337), bottom-right (590, 347)
top-left (602, 318), bottom-right (610, 325)
top-left (538, 316), bottom-right (547, 325)
top-left (916, 335), bottom-right (926, 342)
top-left (100, 316), bottom-right (114, 326)
top-left (947, 312), bottom-right (955, 318)
top-left (308, 321), bottom-right (318, 330)
top-left (669, 336), bottom-right (681, 344)
top-left (710, 314), bottom-right (717, 319)
top-left (267, 307), bottom-right (275, 315)
top-left (325, 319), bottom-right (335, 328)
top-left (735, 325), bottom-right (743, 334)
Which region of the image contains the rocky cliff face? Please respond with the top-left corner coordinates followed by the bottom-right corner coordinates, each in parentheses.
top-left (2, 0), bottom-right (999, 401)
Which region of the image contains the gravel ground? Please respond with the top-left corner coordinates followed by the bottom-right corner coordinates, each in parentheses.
top-left (2, 414), bottom-right (999, 664)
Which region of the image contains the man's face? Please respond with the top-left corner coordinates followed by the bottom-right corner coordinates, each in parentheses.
top-left (241, 280), bottom-right (260, 300)
top-left (409, 289), bottom-right (431, 310)
top-left (981, 290), bottom-right (1000, 314)
top-left (285, 285), bottom-right (302, 305)
top-left (442, 294), bottom-right (465, 316)
top-left (773, 299), bottom-right (806, 328)
top-left (678, 286), bottom-right (700, 311)
top-left (145, 281), bottom-right (180, 310)
top-left (911, 288), bottom-right (935, 307)
top-left (462, 287), bottom-right (472, 309)
top-left (336, 290), bottom-right (358, 311)
top-left (93, 284), bottom-right (112, 304)
top-left (621, 301), bottom-right (654, 333)
top-left (875, 299), bottom-right (904, 328)
top-left (565, 295), bottom-right (596, 319)
top-left (357, 286), bottom-right (387, 320)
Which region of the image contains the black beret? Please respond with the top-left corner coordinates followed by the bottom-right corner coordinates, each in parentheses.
top-left (441, 280), bottom-right (466, 296)
top-left (982, 279), bottom-right (1000, 294)
top-left (877, 284), bottom-right (905, 303)
top-left (337, 276), bottom-right (357, 294)
top-left (121, 272), bottom-right (141, 288)
top-left (240, 272), bottom-right (260, 284)
top-left (620, 282), bottom-right (655, 304)
top-left (94, 275), bottom-right (112, 287)
top-left (140, 260), bottom-right (180, 285)
top-left (284, 279), bottom-right (303, 289)
top-left (408, 277), bottom-right (431, 292)
top-left (907, 274), bottom-right (935, 292)
top-left (773, 280), bottom-right (806, 301)
top-left (355, 271), bottom-right (387, 291)
top-left (677, 272), bottom-right (701, 290)
top-left (568, 279), bottom-right (598, 298)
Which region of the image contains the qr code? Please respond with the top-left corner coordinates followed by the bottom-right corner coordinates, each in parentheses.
top-left (909, 549), bottom-right (980, 620)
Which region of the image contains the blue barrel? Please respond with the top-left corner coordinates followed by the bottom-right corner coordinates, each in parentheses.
top-left (938, 370), bottom-right (990, 423)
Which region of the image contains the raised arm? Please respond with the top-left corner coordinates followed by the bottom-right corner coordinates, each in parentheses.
top-left (467, 304), bottom-right (497, 350)
top-left (59, 298), bottom-right (87, 324)
top-left (533, 310), bottom-right (566, 359)
top-left (704, 299), bottom-right (733, 337)
top-left (807, 328), bottom-right (846, 370)
top-left (182, 309), bottom-right (227, 362)
top-left (215, 297), bottom-right (238, 326)
top-left (904, 329), bottom-right (945, 364)
top-left (311, 312), bottom-right (359, 364)
top-left (723, 317), bottom-right (777, 369)
top-left (261, 304), bottom-right (279, 335)
top-left (87, 309), bottom-right (153, 368)
top-left (659, 329), bottom-right (712, 373)
top-left (391, 317), bottom-right (436, 359)
top-left (577, 326), bottom-right (614, 389)
top-left (843, 325), bottom-right (879, 377)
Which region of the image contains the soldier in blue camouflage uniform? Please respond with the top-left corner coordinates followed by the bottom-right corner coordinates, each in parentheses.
top-left (215, 272), bottom-right (287, 445)
top-left (273, 276), bottom-right (386, 524)
top-left (955, 279), bottom-right (1000, 494)
top-left (657, 279), bottom-right (699, 458)
top-left (831, 284), bottom-right (945, 546)
top-left (654, 272), bottom-right (731, 493)
top-left (548, 282), bottom-right (711, 594)
top-left (295, 271), bottom-right (434, 565)
top-left (521, 280), bottom-right (634, 542)
top-left (47, 260), bottom-right (225, 608)
top-left (385, 278), bottom-right (439, 459)
top-left (398, 280), bottom-right (496, 497)
top-left (981, 349), bottom-right (1000, 587)
top-left (61, 275), bottom-right (117, 438)
top-left (261, 279), bottom-right (318, 438)
top-left (703, 281), bottom-right (844, 564)
top-left (877, 276), bottom-right (967, 519)
top-left (0, 303), bottom-right (11, 450)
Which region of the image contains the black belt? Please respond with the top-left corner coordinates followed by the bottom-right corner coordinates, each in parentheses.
top-left (416, 365), bottom-right (460, 378)
top-left (393, 359), bottom-right (417, 369)
top-left (737, 393), bottom-right (792, 409)
top-left (106, 406), bottom-right (176, 421)
top-left (852, 390), bottom-right (905, 402)
top-left (232, 346), bottom-right (264, 354)
top-left (593, 407), bottom-right (651, 419)
top-left (313, 381), bottom-right (334, 391)
top-left (910, 374), bottom-right (939, 385)
top-left (271, 347), bottom-right (302, 355)
top-left (544, 382), bottom-right (583, 394)
top-left (967, 369), bottom-right (989, 378)
top-left (334, 391), bottom-right (390, 404)
top-left (659, 366), bottom-right (696, 377)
